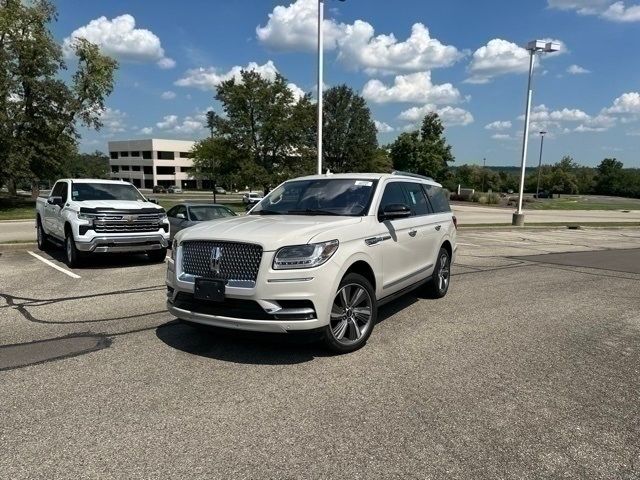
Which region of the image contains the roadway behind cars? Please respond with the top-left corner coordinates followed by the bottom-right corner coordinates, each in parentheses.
top-left (1, 229), bottom-right (639, 478)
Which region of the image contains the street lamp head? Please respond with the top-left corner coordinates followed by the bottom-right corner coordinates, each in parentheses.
top-left (526, 40), bottom-right (560, 53)
top-left (540, 130), bottom-right (547, 135)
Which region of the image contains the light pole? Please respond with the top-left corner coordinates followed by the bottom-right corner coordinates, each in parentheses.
top-left (482, 157), bottom-right (486, 193)
top-left (512, 40), bottom-right (560, 226)
top-left (316, 0), bottom-right (344, 175)
top-left (316, 0), bottom-right (324, 175)
top-left (535, 130), bottom-right (547, 199)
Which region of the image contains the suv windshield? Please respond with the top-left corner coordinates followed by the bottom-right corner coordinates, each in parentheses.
top-left (251, 178), bottom-right (377, 216)
top-left (71, 183), bottom-right (146, 202)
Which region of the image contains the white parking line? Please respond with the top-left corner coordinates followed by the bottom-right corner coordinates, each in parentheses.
top-left (27, 251), bottom-right (81, 279)
top-left (457, 242), bottom-right (479, 247)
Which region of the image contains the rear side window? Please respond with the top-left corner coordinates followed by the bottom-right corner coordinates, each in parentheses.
top-left (424, 185), bottom-right (451, 213)
top-left (378, 182), bottom-right (408, 215)
top-left (404, 182), bottom-right (432, 216)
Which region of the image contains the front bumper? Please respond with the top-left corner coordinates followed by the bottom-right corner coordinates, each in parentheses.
top-left (76, 234), bottom-right (169, 253)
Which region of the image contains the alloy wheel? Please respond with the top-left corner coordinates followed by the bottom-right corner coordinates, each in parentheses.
top-left (330, 283), bottom-right (373, 346)
top-left (438, 252), bottom-right (450, 293)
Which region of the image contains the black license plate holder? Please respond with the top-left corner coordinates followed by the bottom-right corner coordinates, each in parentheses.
top-left (194, 278), bottom-right (226, 302)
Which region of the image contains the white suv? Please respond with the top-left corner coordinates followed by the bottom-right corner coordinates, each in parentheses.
top-left (166, 172), bottom-right (457, 352)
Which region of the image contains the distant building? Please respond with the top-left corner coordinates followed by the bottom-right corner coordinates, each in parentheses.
top-left (107, 139), bottom-right (197, 189)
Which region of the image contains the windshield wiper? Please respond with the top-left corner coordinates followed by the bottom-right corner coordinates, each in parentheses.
top-left (252, 209), bottom-right (282, 215)
top-left (288, 209), bottom-right (343, 216)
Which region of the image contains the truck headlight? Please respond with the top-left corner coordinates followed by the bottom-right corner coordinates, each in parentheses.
top-left (77, 212), bottom-right (96, 221)
top-left (273, 240), bottom-right (339, 270)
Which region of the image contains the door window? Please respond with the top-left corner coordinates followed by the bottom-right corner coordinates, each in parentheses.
top-left (404, 183), bottom-right (432, 216)
top-left (51, 182), bottom-right (66, 201)
top-left (378, 182), bottom-right (411, 220)
top-left (423, 185), bottom-right (451, 213)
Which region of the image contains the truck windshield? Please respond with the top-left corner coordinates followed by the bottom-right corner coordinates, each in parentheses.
top-left (251, 178), bottom-right (377, 216)
top-left (71, 183), bottom-right (146, 202)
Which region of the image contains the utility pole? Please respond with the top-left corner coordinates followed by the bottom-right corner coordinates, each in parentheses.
top-left (316, 0), bottom-right (324, 175)
top-left (482, 157), bottom-right (486, 193)
top-left (206, 110), bottom-right (217, 203)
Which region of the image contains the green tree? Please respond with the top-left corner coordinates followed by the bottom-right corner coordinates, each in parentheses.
top-left (0, 0), bottom-right (117, 196)
top-left (389, 112), bottom-right (454, 179)
top-left (322, 85), bottom-right (378, 173)
top-left (595, 158), bottom-right (625, 195)
top-left (206, 70), bottom-right (315, 193)
top-left (58, 150), bottom-right (110, 179)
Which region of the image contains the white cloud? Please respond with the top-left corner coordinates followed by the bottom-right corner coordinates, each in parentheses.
top-left (175, 60), bottom-right (304, 100)
top-left (156, 115), bottom-right (178, 130)
top-left (548, 0), bottom-right (640, 21)
top-left (62, 14), bottom-right (175, 69)
top-left (154, 109), bottom-right (214, 136)
top-left (398, 104), bottom-right (474, 126)
top-left (161, 91), bottom-right (176, 100)
top-left (257, 1), bottom-right (463, 74)
top-left (374, 120), bottom-right (394, 133)
top-left (491, 133), bottom-right (512, 140)
top-left (466, 38), bottom-right (566, 84)
top-left (485, 120), bottom-right (512, 130)
top-left (256, 0), bottom-right (344, 51)
top-left (138, 127), bottom-right (153, 135)
top-left (100, 108), bottom-right (127, 133)
top-left (337, 22), bottom-right (464, 74)
top-left (567, 64), bottom-right (590, 74)
top-left (604, 92), bottom-right (640, 114)
top-left (514, 104), bottom-right (617, 133)
top-left (362, 71), bottom-right (462, 104)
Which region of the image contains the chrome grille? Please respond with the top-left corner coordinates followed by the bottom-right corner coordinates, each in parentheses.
top-left (181, 241), bottom-right (262, 283)
top-left (93, 213), bottom-right (162, 233)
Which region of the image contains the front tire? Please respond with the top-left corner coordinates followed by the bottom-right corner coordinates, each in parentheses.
top-left (65, 230), bottom-right (82, 268)
top-left (148, 248), bottom-right (168, 263)
top-left (322, 273), bottom-right (377, 353)
top-left (36, 218), bottom-right (48, 251)
top-left (424, 247), bottom-right (451, 298)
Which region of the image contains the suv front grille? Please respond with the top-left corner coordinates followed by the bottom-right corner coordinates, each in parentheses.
top-left (180, 241), bottom-right (263, 283)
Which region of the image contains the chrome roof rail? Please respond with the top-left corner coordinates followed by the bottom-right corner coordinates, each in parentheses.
top-left (391, 170), bottom-right (434, 182)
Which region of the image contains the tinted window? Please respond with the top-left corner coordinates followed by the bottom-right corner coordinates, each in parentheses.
top-left (110, 152), bottom-right (118, 159)
top-left (51, 182), bottom-right (66, 199)
top-left (157, 151), bottom-right (174, 160)
top-left (424, 185), bottom-right (451, 213)
top-left (120, 151), bottom-right (129, 157)
top-left (167, 206), bottom-right (179, 217)
top-left (404, 182), bottom-right (432, 216)
top-left (131, 151), bottom-right (140, 157)
top-left (142, 151), bottom-right (152, 159)
top-left (189, 206), bottom-right (236, 221)
top-left (378, 182), bottom-right (408, 216)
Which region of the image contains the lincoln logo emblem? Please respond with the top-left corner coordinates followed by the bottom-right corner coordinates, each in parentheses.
top-left (210, 247), bottom-right (223, 275)
top-left (125, 215), bottom-right (135, 224)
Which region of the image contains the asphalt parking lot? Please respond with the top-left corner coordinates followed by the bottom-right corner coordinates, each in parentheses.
top-left (1, 229), bottom-right (640, 479)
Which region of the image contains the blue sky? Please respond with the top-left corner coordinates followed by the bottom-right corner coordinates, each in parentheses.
top-left (53, 0), bottom-right (640, 167)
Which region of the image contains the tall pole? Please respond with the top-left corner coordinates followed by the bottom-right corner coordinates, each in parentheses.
top-left (513, 49), bottom-right (536, 226)
top-left (482, 157), bottom-right (486, 193)
top-left (316, 0), bottom-right (324, 175)
top-left (536, 131), bottom-right (546, 199)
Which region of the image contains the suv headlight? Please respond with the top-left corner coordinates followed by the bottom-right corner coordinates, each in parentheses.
top-left (273, 240), bottom-right (339, 270)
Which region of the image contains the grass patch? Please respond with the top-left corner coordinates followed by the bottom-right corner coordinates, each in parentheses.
top-left (459, 222), bottom-right (640, 228)
top-left (0, 195), bottom-right (36, 221)
top-left (525, 196), bottom-right (640, 211)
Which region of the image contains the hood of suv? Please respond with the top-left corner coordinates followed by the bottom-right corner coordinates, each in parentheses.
top-left (74, 200), bottom-right (164, 212)
top-left (176, 215), bottom-right (363, 251)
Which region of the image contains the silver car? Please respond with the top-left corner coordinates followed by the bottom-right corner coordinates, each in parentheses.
top-left (167, 203), bottom-right (237, 241)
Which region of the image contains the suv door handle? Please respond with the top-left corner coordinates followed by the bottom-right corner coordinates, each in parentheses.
top-left (435, 225), bottom-right (442, 231)
top-left (408, 229), bottom-right (417, 237)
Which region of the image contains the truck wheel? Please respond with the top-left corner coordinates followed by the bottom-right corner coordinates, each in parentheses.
top-left (36, 218), bottom-right (48, 251)
top-left (322, 273), bottom-right (377, 354)
top-left (424, 247), bottom-right (451, 299)
top-left (148, 248), bottom-right (168, 263)
top-left (65, 230), bottom-right (82, 268)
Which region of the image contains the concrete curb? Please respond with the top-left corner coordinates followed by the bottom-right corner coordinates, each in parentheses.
top-left (0, 219), bottom-right (33, 223)
top-left (0, 242), bottom-right (36, 251)
top-left (458, 224), bottom-right (640, 231)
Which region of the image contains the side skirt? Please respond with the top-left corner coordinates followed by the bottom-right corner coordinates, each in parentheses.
top-left (377, 275), bottom-right (432, 307)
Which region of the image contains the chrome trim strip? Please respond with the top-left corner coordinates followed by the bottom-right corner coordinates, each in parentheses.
top-left (75, 234), bottom-right (169, 252)
top-left (382, 264), bottom-right (433, 290)
top-left (267, 277), bottom-right (314, 283)
top-left (365, 235), bottom-right (391, 246)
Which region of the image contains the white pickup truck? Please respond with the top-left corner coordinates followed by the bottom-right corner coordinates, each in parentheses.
top-left (35, 179), bottom-right (170, 267)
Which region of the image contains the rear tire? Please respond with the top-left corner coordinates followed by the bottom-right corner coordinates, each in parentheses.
top-left (321, 273), bottom-right (377, 354)
top-left (148, 248), bottom-right (168, 263)
top-left (424, 247), bottom-right (451, 299)
top-left (65, 229), bottom-right (82, 268)
top-left (36, 218), bottom-right (48, 251)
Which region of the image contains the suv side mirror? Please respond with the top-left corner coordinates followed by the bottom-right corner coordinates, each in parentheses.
top-left (176, 213), bottom-right (186, 219)
top-left (380, 203), bottom-right (411, 221)
top-left (47, 196), bottom-right (63, 206)
top-left (147, 198), bottom-right (158, 204)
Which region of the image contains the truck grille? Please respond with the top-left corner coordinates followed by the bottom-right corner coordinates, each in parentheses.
top-left (93, 213), bottom-right (162, 233)
top-left (180, 241), bottom-right (263, 283)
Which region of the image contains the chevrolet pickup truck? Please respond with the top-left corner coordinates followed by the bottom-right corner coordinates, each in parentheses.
top-left (35, 179), bottom-right (170, 267)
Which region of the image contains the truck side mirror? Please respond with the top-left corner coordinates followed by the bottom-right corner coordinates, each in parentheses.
top-left (176, 213), bottom-right (186, 220)
top-left (47, 196), bottom-right (63, 206)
